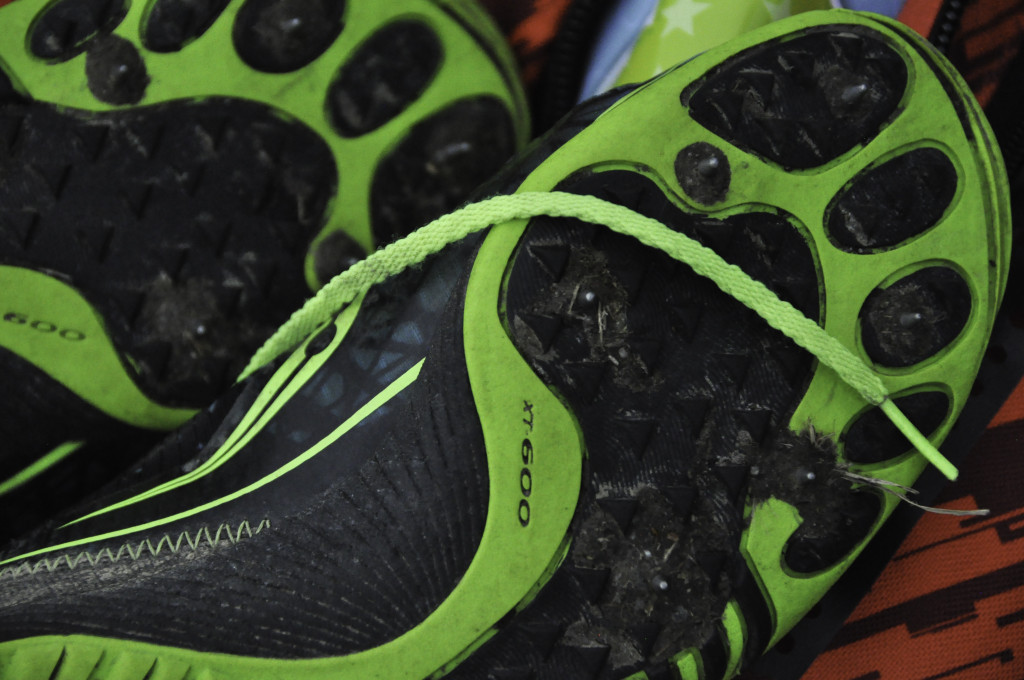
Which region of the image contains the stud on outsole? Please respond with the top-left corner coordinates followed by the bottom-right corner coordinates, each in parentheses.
top-left (370, 97), bottom-right (516, 244)
top-left (85, 34), bottom-right (149, 104)
top-left (29, 0), bottom-right (127, 61)
top-left (143, 0), bottom-right (231, 52)
top-left (860, 266), bottom-right (972, 368)
top-left (685, 29), bottom-right (907, 169)
top-left (675, 142), bottom-right (730, 205)
top-left (827, 147), bottom-right (958, 252)
top-left (232, 0), bottom-right (346, 73)
top-left (327, 21), bottom-right (442, 138)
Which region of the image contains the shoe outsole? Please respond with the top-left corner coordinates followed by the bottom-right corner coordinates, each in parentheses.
top-left (0, 10), bottom-right (1009, 680)
top-left (0, 0), bottom-right (527, 529)
top-left (453, 12), bottom-right (1008, 680)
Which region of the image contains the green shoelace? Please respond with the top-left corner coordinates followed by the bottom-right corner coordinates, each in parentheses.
top-left (244, 191), bottom-right (960, 481)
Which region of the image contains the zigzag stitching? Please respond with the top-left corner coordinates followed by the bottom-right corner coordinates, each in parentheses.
top-left (0, 519), bottom-right (271, 580)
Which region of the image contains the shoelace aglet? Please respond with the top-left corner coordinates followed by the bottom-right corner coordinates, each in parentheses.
top-left (880, 399), bottom-right (959, 481)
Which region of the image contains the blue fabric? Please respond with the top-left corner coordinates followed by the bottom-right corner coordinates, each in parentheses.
top-left (831, 0), bottom-right (907, 18)
top-left (579, 0), bottom-right (659, 100)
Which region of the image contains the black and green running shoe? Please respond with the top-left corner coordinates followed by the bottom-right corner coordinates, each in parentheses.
top-left (0, 9), bottom-right (1009, 680)
top-left (0, 0), bottom-right (529, 536)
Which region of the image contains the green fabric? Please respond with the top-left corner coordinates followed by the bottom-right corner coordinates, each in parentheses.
top-left (244, 190), bottom-right (958, 480)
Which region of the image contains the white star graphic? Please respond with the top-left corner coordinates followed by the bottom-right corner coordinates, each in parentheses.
top-left (762, 0), bottom-right (795, 21)
top-left (659, 0), bottom-right (713, 37)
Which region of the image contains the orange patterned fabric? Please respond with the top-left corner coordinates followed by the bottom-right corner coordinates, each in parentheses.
top-left (990, 380), bottom-right (1024, 428)
top-left (802, 379), bottom-right (1024, 680)
top-left (948, 0), bottom-right (1024, 107)
top-left (479, 0), bottom-right (574, 85)
top-left (897, 0), bottom-right (946, 36)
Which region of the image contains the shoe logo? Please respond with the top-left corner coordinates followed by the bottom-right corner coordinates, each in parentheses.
top-left (520, 399), bottom-right (534, 527)
top-left (3, 311), bottom-right (86, 341)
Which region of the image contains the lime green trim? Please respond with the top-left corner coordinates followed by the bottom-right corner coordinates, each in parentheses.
top-left (861, 12), bottom-right (1012, 306)
top-left (740, 498), bottom-right (808, 647)
top-left (720, 601), bottom-right (745, 679)
top-left (0, 441), bottom-right (82, 495)
top-left (0, 266), bottom-right (197, 430)
top-left (2, 359), bottom-right (424, 566)
top-left (458, 215), bottom-right (585, 669)
top-left (65, 301), bottom-right (363, 525)
top-left (738, 440), bottom-right (938, 650)
top-left (672, 649), bottom-right (702, 680)
top-left (741, 493), bottom-right (893, 651)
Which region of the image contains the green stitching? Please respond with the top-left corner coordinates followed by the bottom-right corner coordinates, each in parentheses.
top-left (245, 191), bottom-right (958, 479)
top-left (0, 519), bottom-right (271, 580)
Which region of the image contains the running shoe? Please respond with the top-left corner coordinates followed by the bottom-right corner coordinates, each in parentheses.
top-left (0, 9), bottom-right (1008, 680)
top-left (0, 0), bottom-right (528, 537)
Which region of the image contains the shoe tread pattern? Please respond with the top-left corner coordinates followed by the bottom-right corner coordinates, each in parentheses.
top-left (0, 97), bottom-right (336, 405)
top-left (10, 0), bottom-right (518, 253)
top-left (371, 97), bottom-right (518, 244)
top-left (233, 0), bottom-right (346, 73)
top-left (859, 266), bottom-right (973, 368)
top-left (449, 169), bottom-right (826, 680)
top-left (0, 0), bottom-right (521, 476)
top-left (685, 29), bottom-right (907, 170)
top-left (327, 20), bottom-right (442, 138)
